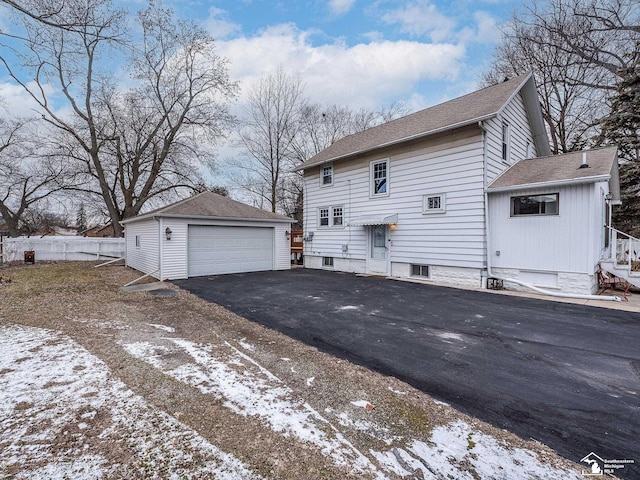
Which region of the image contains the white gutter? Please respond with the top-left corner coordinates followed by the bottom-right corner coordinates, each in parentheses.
top-left (483, 191), bottom-right (620, 302)
top-left (121, 213), bottom-right (294, 225)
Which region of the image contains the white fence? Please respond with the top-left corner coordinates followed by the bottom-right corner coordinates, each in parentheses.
top-left (0, 236), bottom-right (125, 263)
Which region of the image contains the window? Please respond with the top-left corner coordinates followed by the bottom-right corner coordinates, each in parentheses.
top-left (502, 123), bottom-right (510, 163)
top-left (511, 194), bottom-right (559, 216)
top-left (371, 159), bottom-right (389, 196)
top-left (322, 256), bottom-right (334, 267)
top-left (332, 206), bottom-right (343, 226)
top-left (321, 165), bottom-right (333, 186)
top-left (319, 208), bottom-right (329, 226)
top-left (135, 235), bottom-right (140, 248)
top-left (319, 206), bottom-right (344, 227)
top-left (411, 264), bottom-right (429, 278)
top-left (422, 194), bottom-right (446, 214)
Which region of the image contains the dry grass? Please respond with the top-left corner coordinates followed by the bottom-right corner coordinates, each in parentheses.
top-left (0, 262), bottom-right (584, 479)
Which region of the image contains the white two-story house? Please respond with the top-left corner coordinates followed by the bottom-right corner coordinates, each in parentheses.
top-left (297, 73), bottom-right (626, 295)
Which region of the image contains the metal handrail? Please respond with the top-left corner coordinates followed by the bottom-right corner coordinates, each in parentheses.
top-left (605, 225), bottom-right (640, 277)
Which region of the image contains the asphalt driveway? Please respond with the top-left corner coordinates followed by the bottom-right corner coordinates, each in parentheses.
top-left (175, 269), bottom-right (640, 468)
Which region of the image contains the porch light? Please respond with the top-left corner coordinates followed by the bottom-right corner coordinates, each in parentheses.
top-left (285, 230), bottom-right (290, 240)
top-left (165, 227), bottom-right (172, 241)
top-left (605, 193), bottom-right (613, 202)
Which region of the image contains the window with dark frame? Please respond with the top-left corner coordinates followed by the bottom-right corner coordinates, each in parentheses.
top-left (319, 208), bottom-right (329, 226)
top-left (372, 160), bottom-right (388, 195)
top-left (322, 165), bottom-right (333, 185)
top-left (411, 264), bottom-right (429, 277)
top-left (511, 194), bottom-right (559, 216)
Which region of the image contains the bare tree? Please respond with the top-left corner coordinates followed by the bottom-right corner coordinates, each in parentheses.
top-left (0, 1), bottom-right (236, 236)
top-left (528, 0), bottom-right (639, 84)
top-left (234, 68), bottom-right (306, 213)
top-left (483, 19), bottom-right (608, 153)
top-left (0, 118), bottom-right (68, 237)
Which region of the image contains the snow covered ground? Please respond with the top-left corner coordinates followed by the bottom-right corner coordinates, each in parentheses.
top-left (0, 322), bottom-right (582, 479)
top-left (0, 324), bottom-right (260, 479)
top-left (121, 327), bottom-right (582, 479)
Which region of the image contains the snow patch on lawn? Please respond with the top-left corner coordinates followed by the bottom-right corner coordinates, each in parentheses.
top-left (121, 335), bottom-right (581, 480)
top-left (370, 421), bottom-right (582, 479)
top-left (0, 324), bottom-right (260, 479)
top-left (122, 338), bottom-right (381, 476)
top-left (148, 323), bottom-right (175, 333)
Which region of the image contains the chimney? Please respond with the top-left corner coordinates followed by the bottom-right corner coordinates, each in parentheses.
top-left (579, 152), bottom-right (589, 169)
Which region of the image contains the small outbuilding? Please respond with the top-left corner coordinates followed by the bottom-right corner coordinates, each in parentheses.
top-left (121, 192), bottom-right (294, 280)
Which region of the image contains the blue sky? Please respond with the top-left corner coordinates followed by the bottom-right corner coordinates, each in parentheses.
top-left (161, 0), bottom-right (517, 111)
top-left (0, 0), bottom-right (518, 119)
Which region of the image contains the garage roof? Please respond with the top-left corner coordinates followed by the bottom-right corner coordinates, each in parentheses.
top-left (121, 192), bottom-right (293, 224)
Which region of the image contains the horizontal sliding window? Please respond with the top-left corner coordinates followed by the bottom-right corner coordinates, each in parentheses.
top-left (511, 194), bottom-right (559, 216)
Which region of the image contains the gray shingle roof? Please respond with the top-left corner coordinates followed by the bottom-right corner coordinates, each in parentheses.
top-left (122, 192), bottom-right (293, 224)
top-left (487, 146), bottom-right (618, 191)
top-left (297, 73), bottom-right (538, 170)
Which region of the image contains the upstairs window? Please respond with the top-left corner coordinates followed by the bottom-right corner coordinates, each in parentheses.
top-left (511, 194), bottom-right (559, 216)
top-left (502, 122), bottom-right (510, 163)
top-left (321, 165), bottom-right (333, 186)
top-left (371, 159), bottom-right (389, 196)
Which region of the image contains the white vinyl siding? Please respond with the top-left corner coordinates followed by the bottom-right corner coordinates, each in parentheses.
top-left (125, 219), bottom-right (160, 279)
top-left (486, 92), bottom-right (537, 185)
top-left (160, 220), bottom-right (188, 280)
top-left (489, 183), bottom-right (600, 274)
top-left (304, 126), bottom-right (486, 268)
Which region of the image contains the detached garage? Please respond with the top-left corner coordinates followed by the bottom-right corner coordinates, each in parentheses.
top-left (121, 192), bottom-right (293, 280)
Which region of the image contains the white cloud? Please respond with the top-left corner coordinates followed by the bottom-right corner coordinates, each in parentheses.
top-left (473, 11), bottom-right (502, 44)
top-left (328, 0), bottom-right (356, 16)
top-left (0, 81), bottom-right (47, 118)
top-left (202, 6), bottom-right (241, 40)
top-left (458, 11), bottom-right (502, 45)
top-left (218, 23), bottom-right (464, 108)
top-left (379, 0), bottom-right (456, 42)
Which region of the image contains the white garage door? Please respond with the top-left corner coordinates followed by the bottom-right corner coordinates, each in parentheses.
top-left (188, 225), bottom-right (274, 277)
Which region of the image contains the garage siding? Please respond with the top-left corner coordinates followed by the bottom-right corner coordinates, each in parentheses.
top-left (125, 219), bottom-right (160, 278)
top-left (275, 223), bottom-right (291, 270)
top-left (188, 225), bottom-right (275, 276)
top-left (160, 219), bottom-right (188, 280)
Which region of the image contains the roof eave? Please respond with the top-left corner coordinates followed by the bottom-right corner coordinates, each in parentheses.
top-left (122, 213), bottom-right (293, 224)
top-left (487, 174), bottom-right (611, 193)
top-left (295, 114), bottom-right (496, 172)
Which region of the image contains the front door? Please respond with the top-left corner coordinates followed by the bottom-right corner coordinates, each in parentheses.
top-left (367, 225), bottom-right (389, 275)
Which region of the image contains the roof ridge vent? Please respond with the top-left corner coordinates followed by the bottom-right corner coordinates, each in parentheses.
top-left (579, 151), bottom-right (589, 169)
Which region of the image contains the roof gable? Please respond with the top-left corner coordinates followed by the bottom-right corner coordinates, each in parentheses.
top-left (121, 192), bottom-right (293, 224)
top-left (297, 72), bottom-right (548, 170)
top-left (487, 146), bottom-right (619, 191)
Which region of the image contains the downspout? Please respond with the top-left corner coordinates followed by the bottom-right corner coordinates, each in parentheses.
top-left (155, 216), bottom-right (163, 281)
top-left (479, 121), bottom-right (620, 302)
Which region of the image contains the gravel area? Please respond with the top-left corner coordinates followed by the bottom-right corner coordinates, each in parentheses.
top-left (0, 262), bottom-right (586, 479)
